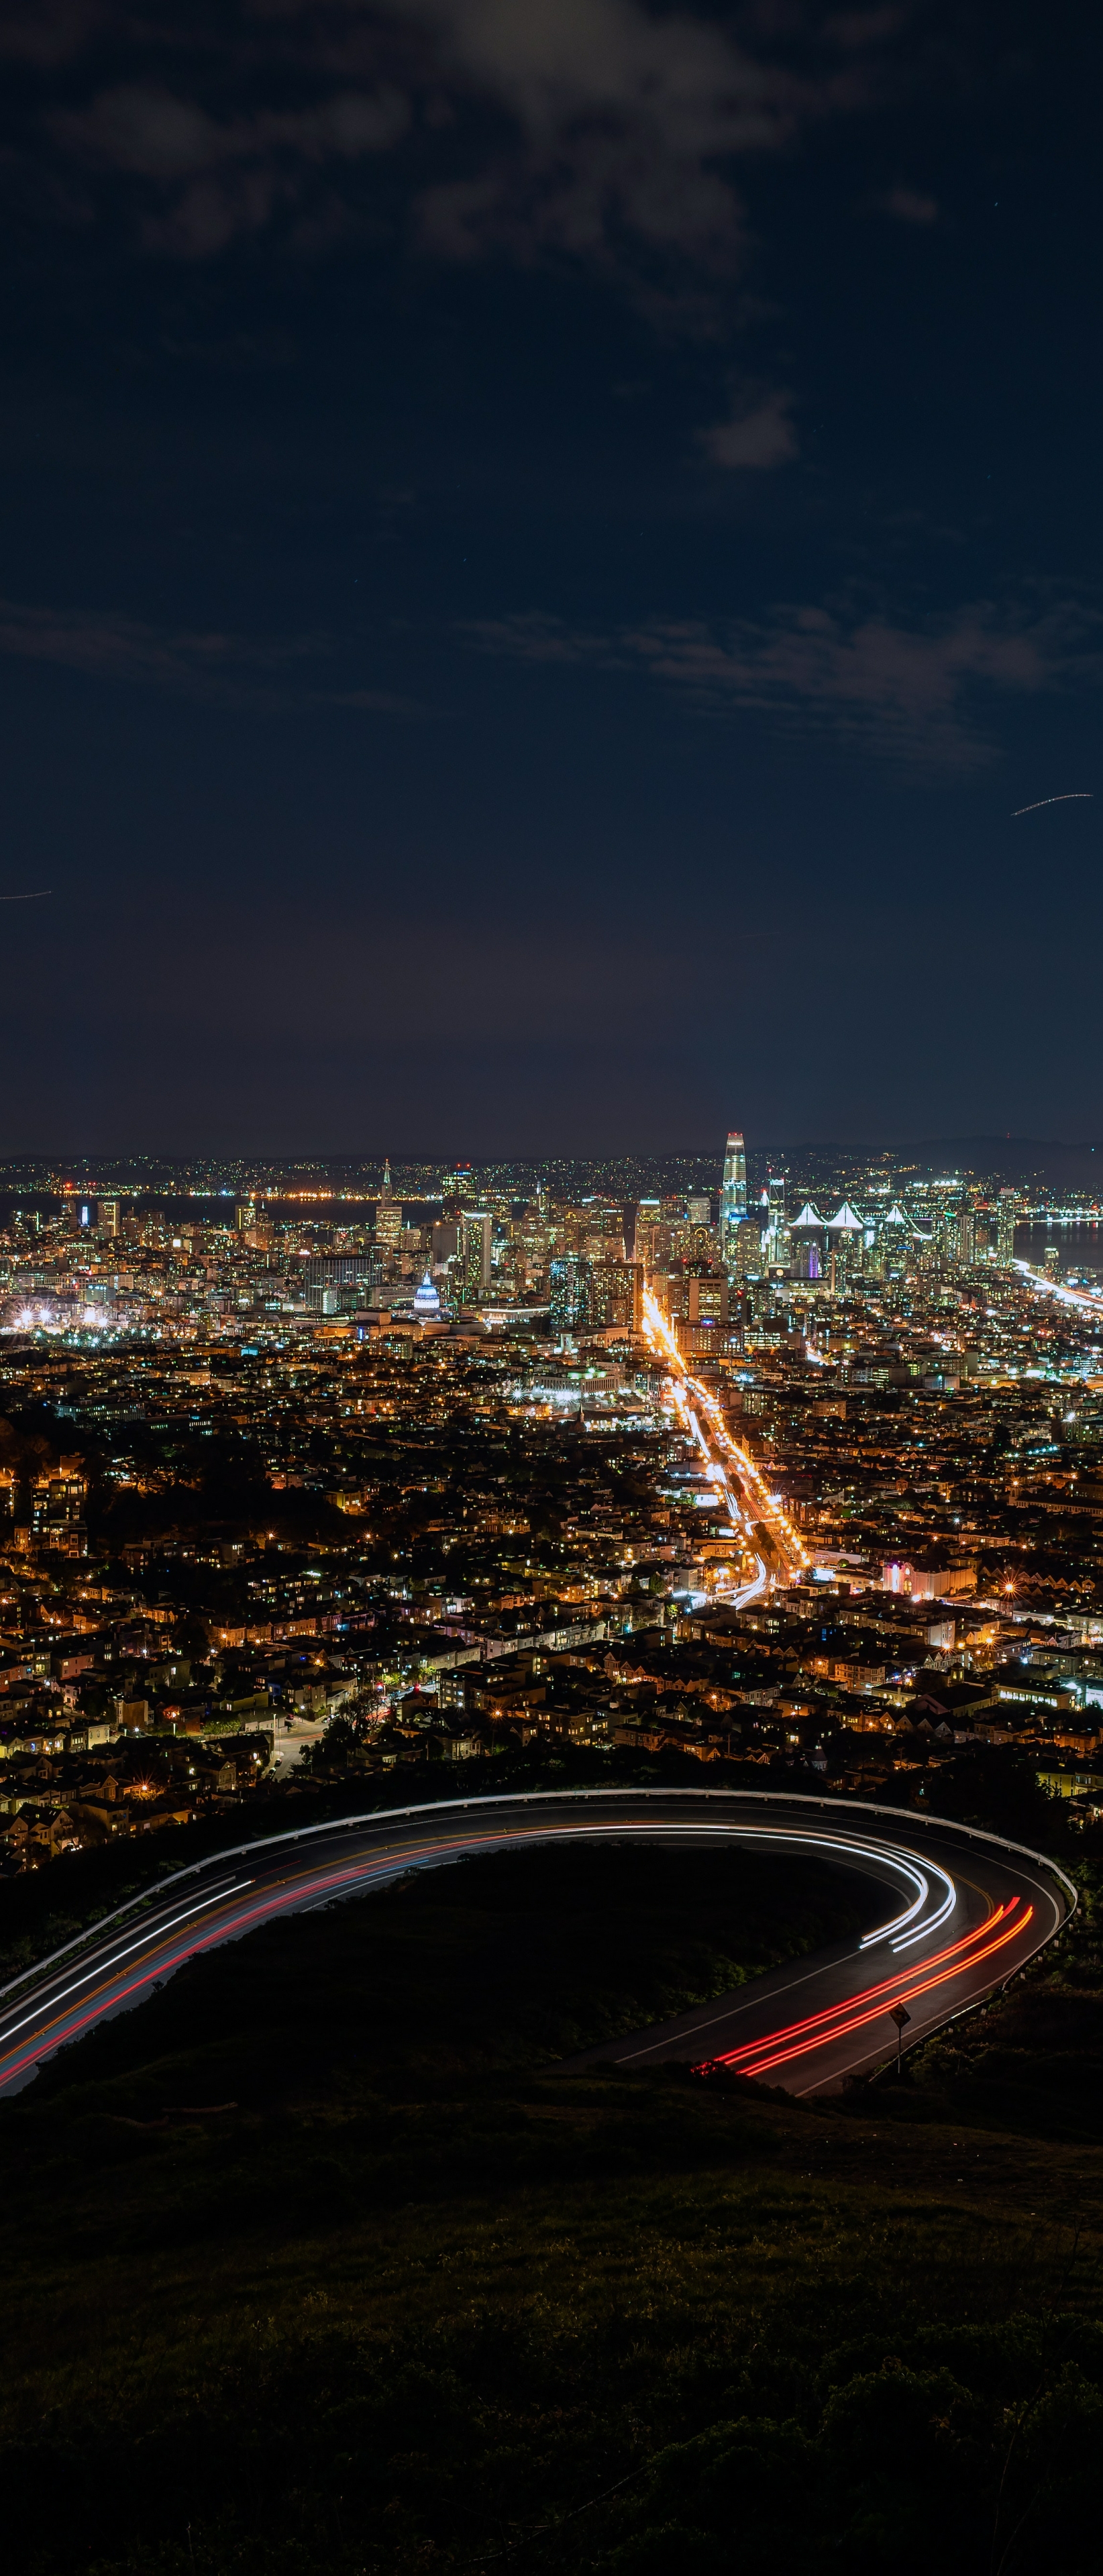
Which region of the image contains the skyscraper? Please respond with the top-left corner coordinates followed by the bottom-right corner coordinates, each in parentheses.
top-left (590, 1261), bottom-right (643, 1332)
top-left (549, 1254), bottom-right (592, 1336)
top-left (996, 1190), bottom-right (1019, 1265)
top-left (457, 1211), bottom-right (492, 1301)
top-left (764, 1173), bottom-right (788, 1269)
top-left (721, 1130), bottom-right (747, 1271)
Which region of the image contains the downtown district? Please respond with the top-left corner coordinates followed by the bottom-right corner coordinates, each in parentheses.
top-left (0, 1131), bottom-right (1102, 1870)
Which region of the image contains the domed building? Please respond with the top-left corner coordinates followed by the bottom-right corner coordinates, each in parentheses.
top-left (412, 1271), bottom-right (441, 1320)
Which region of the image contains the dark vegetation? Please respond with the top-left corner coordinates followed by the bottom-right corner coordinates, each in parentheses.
top-left (1, 1839), bottom-right (1102, 2574)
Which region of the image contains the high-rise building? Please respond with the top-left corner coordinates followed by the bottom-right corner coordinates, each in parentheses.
top-left (549, 1253), bottom-right (592, 1336)
top-left (589, 1261), bottom-right (643, 1332)
top-left (457, 1210), bottom-right (492, 1301)
top-left (997, 1190), bottom-right (1019, 1264)
top-left (733, 1218), bottom-right (763, 1280)
top-left (825, 1201), bottom-right (864, 1291)
top-left (789, 1202), bottom-right (824, 1283)
top-left (431, 1218), bottom-right (460, 1269)
top-left (720, 1130), bottom-right (747, 1270)
top-left (764, 1173), bottom-right (788, 1269)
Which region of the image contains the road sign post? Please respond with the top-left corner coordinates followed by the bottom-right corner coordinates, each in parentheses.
top-left (889, 2001), bottom-right (910, 2078)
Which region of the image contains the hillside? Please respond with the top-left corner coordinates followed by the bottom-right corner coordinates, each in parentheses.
top-left (0, 1839), bottom-right (1100, 2575)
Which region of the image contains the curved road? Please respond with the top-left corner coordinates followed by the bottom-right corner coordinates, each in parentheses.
top-left (0, 1790), bottom-right (1074, 2102)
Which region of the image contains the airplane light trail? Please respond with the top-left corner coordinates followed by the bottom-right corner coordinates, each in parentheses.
top-left (0, 889), bottom-right (52, 902)
top-left (1011, 794), bottom-right (1093, 816)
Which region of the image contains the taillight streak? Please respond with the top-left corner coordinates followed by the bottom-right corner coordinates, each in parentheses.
top-left (700, 1903), bottom-right (1033, 2079)
top-left (708, 1899), bottom-right (1018, 2070)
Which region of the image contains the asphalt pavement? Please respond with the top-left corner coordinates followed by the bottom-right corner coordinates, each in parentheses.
top-left (0, 1789), bottom-right (1074, 2100)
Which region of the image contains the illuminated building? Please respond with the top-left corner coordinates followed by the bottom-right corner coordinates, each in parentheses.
top-left (589, 1261), bottom-right (643, 1331)
top-left (458, 1211), bottom-right (492, 1301)
top-left (720, 1130), bottom-right (747, 1271)
top-left (997, 1190), bottom-right (1020, 1263)
top-left (825, 1201), bottom-right (863, 1292)
top-left (413, 1271), bottom-right (442, 1318)
top-left (764, 1174), bottom-right (788, 1270)
top-left (733, 1218), bottom-right (763, 1281)
top-left (549, 1253), bottom-right (591, 1335)
top-left (790, 1203), bottom-right (824, 1282)
top-left (431, 1218), bottom-right (460, 1270)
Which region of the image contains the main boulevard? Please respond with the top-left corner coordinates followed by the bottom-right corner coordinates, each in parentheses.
top-left (639, 1285), bottom-right (808, 1597)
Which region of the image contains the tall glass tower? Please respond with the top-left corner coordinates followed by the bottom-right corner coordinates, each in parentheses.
top-left (721, 1129), bottom-right (747, 1271)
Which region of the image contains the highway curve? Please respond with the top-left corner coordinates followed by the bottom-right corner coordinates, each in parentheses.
top-left (0, 1790), bottom-right (1075, 2102)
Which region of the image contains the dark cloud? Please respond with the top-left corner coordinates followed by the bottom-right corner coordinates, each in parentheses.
top-left (7, 0), bottom-right (904, 303)
top-left (0, 596), bottom-right (422, 714)
top-left (698, 384), bottom-right (798, 468)
top-left (467, 596), bottom-right (1098, 769)
top-left (881, 180), bottom-right (939, 221)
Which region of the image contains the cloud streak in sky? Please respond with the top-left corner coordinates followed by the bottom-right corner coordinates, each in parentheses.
top-left (9, 0), bottom-right (903, 309)
top-left (468, 596), bottom-right (1098, 768)
top-left (0, 597), bottom-right (421, 714)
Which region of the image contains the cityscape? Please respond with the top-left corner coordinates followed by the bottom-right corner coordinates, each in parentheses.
top-left (1, 1130), bottom-right (1102, 1849)
top-left (2, 0), bottom-right (1100, 2565)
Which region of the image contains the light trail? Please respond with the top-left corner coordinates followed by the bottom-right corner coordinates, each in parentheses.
top-left (640, 1287), bottom-right (808, 1589)
top-left (1011, 794), bottom-right (1092, 816)
top-left (1014, 1260), bottom-right (1103, 1320)
top-left (0, 1812), bottom-right (957, 2092)
top-left (0, 1792), bottom-right (1071, 2101)
top-left (0, 889), bottom-right (52, 903)
top-left (698, 1899), bottom-right (1032, 2080)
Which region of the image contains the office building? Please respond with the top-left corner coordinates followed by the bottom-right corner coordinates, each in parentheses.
top-left (549, 1254), bottom-right (592, 1336)
top-left (589, 1261), bottom-right (643, 1332)
top-left (457, 1211), bottom-right (492, 1301)
top-left (375, 1200), bottom-right (403, 1250)
top-left (764, 1174), bottom-right (788, 1269)
top-left (997, 1191), bottom-right (1019, 1264)
top-left (733, 1218), bottom-right (764, 1281)
top-left (721, 1130), bottom-right (747, 1270)
top-left (825, 1201), bottom-right (863, 1291)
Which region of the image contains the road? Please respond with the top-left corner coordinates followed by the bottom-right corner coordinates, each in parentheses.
top-left (1015, 1257), bottom-right (1103, 1324)
top-left (0, 1790), bottom-right (1073, 2101)
top-left (640, 1287), bottom-right (808, 1592)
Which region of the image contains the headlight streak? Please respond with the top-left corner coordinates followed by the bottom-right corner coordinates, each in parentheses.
top-left (0, 1813), bottom-right (959, 2094)
top-left (696, 1899), bottom-right (1030, 2081)
top-left (0, 1884), bottom-right (256, 2051)
top-left (1, 1786), bottom-right (1060, 2112)
top-left (891, 1880), bottom-right (957, 1953)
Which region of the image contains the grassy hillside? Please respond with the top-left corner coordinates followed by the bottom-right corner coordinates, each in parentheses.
top-left (0, 1841), bottom-right (1100, 2575)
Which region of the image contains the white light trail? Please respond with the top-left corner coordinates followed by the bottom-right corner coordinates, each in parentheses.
top-left (1011, 794), bottom-right (1093, 816)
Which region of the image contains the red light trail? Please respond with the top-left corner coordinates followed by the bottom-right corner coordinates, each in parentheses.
top-left (696, 1898), bottom-right (1033, 2080)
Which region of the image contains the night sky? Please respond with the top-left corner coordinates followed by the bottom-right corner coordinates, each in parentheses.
top-left (0, 0), bottom-right (1099, 1157)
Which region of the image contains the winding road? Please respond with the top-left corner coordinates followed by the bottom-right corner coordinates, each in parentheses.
top-left (0, 1790), bottom-right (1075, 2102)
